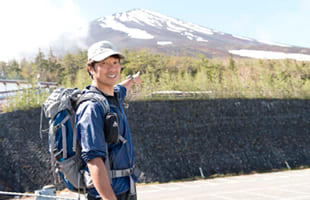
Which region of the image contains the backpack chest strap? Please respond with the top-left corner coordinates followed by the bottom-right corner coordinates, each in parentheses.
top-left (108, 166), bottom-right (141, 195)
top-left (110, 168), bottom-right (132, 178)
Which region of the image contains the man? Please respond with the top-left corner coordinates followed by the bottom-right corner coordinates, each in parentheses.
top-left (76, 41), bottom-right (141, 200)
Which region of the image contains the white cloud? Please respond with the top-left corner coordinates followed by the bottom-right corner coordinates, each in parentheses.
top-left (0, 0), bottom-right (88, 61)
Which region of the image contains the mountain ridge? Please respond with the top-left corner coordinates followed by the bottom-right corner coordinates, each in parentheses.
top-left (73, 9), bottom-right (310, 60)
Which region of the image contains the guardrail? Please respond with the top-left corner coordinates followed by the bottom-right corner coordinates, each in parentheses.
top-left (0, 80), bottom-right (58, 111)
top-left (0, 80), bottom-right (57, 95)
top-left (0, 80), bottom-right (57, 88)
top-left (150, 90), bottom-right (213, 98)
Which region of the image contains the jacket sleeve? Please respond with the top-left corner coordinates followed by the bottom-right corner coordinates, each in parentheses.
top-left (76, 101), bottom-right (107, 163)
top-left (115, 84), bottom-right (127, 103)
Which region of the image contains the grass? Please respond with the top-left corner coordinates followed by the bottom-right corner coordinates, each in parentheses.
top-left (3, 56), bottom-right (310, 112)
top-left (125, 58), bottom-right (310, 101)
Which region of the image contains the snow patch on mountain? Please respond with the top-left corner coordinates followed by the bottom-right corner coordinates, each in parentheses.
top-left (97, 9), bottom-right (214, 42)
top-left (233, 35), bottom-right (253, 41)
top-left (157, 41), bottom-right (173, 45)
top-left (166, 21), bottom-right (187, 32)
top-left (117, 9), bottom-right (163, 27)
top-left (229, 49), bottom-right (310, 61)
top-left (197, 37), bottom-right (208, 42)
top-left (257, 40), bottom-right (291, 47)
top-left (98, 16), bottom-right (154, 39)
top-left (232, 35), bottom-right (292, 48)
top-left (134, 9), bottom-right (214, 40)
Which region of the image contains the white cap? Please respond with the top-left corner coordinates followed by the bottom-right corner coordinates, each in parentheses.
top-left (87, 41), bottom-right (125, 61)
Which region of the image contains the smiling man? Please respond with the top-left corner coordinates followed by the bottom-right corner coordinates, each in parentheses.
top-left (76, 41), bottom-right (141, 200)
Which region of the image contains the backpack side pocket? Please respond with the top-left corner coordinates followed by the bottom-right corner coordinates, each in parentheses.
top-left (56, 154), bottom-right (84, 190)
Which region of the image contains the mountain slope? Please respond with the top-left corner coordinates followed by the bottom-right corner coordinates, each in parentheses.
top-left (84, 9), bottom-right (310, 60)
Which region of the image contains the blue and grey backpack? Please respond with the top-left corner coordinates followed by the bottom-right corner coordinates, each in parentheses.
top-left (41, 87), bottom-right (136, 196)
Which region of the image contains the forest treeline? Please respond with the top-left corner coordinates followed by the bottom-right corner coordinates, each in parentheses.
top-left (2, 48), bottom-right (310, 112)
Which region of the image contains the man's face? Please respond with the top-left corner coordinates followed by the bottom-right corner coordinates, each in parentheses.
top-left (92, 56), bottom-right (121, 87)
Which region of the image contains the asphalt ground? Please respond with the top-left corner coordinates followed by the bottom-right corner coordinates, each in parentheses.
top-left (136, 168), bottom-right (310, 200)
top-left (10, 168), bottom-right (310, 200)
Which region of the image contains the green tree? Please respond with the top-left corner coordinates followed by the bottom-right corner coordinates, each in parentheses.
top-left (20, 58), bottom-right (33, 81)
top-left (7, 59), bottom-right (21, 79)
top-left (34, 49), bottom-right (49, 82)
top-left (229, 53), bottom-right (236, 72)
top-left (0, 61), bottom-right (7, 78)
top-left (61, 50), bottom-right (87, 87)
top-left (46, 47), bottom-right (65, 83)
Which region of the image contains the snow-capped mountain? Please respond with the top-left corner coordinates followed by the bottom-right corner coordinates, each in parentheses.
top-left (84, 9), bottom-right (310, 60)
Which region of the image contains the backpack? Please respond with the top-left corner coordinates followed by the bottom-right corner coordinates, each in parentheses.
top-left (40, 87), bottom-right (135, 195)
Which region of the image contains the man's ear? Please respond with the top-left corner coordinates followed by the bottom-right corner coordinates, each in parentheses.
top-left (88, 65), bottom-right (94, 74)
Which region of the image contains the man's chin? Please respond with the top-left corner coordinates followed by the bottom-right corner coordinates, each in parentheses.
top-left (107, 79), bottom-right (119, 86)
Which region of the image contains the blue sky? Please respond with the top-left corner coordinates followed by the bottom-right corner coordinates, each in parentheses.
top-left (0, 0), bottom-right (309, 60)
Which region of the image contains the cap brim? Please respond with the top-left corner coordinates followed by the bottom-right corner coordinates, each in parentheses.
top-left (91, 50), bottom-right (125, 62)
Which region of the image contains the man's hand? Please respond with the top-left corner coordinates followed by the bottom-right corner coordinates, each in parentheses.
top-left (120, 71), bottom-right (142, 91)
top-left (133, 71), bottom-right (142, 85)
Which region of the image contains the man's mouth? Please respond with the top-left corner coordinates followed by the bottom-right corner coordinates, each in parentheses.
top-left (108, 74), bottom-right (117, 78)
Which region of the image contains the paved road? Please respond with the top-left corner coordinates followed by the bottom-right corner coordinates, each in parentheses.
top-left (15, 168), bottom-right (310, 200)
top-left (136, 169), bottom-right (310, 200)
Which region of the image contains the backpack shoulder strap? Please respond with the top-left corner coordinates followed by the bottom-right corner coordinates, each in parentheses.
top-left (76, 91), bottom-right (110, 115)
top-left (76, 89), bottom-right (114, 183)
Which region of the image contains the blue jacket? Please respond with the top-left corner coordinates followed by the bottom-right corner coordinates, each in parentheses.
top-left (76, 84), bottom-right (135, 196)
